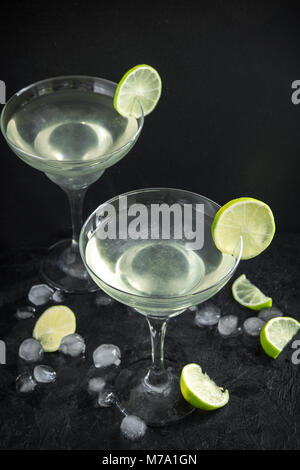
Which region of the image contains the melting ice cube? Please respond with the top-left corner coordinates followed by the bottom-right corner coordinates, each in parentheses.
top-left (33, 365), bottom-right (56, 383)
top-left (88, 377), bottom-right (106, 395)
top-left (188, 305), bottom-right (198, 312)
top-left (97, 391), bottom-right (114, 408)
top-left (52, 290), bottom-right (65, 303)
top-left (93, 344), bottom-right (121, 368)
top-left (95, 293), bottom-right (113, 307)
top-left (16, 372), bottom-right (37, 393)
top-left (195, 302), bottom-right (221, 327)
top-left (16, 306), bottom-right (36, 320)
top-left (258, 306), bottom-right (283, 323)
top-left (59, 334), bottom-right (86, 357)
top-left (120, 415), bottom-right (147, 441)
top-left (218, 315), bottom-right (240, 337)
top-left (28, 284), bottom-right (54, 306)
top-left (19, 338), bottom-right (44, 362)
top-left (243, 317), bottom-right (265, 337)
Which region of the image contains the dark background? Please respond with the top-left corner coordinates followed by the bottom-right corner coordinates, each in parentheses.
top-left (1, 0), bottom-right (300, 453)
top-left (0, 0), bottom-right (300, 250)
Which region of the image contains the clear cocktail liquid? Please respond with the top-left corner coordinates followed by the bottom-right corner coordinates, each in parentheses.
top-left (85, 215), bottom-right (236, 299)
top-left (6, 90), bottom-right (138, 165)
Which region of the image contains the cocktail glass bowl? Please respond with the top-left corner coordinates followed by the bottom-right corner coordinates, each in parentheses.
top-left (1, 76), bottom-right (143, 293)
top-left (80, 188), bottom-right (242, 425)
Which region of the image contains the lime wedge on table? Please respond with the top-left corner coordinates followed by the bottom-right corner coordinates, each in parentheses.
top-left (232, 274), bottom-right (272, 310)
top-left (180, 363), bottom-right (229, 410)
top-left (260, 317), bottom-right (300, 359)
top-left (211, 197), bottom-right (275, 260)
top-left (33, 305), bottom-right (76, 352)
top-left (113, 64), bottom-right (162, 118)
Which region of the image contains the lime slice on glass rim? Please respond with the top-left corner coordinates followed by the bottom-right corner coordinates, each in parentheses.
top-left (232, 274), bottom-right (272, 310)
top-left (113, 64), bottom-right (162, 118)
top-left (260, 317), bottom-right (300, 359)
top-left (180, 363), bottom-right (229, 410)
top-left (211, 197), bottom-right (275, 260)
top-left (33, 305), bottom-right (76, 352)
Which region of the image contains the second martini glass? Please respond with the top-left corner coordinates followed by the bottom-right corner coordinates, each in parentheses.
top-left (0, 76), bottom-right (144, 293)
top-left (80, 188), bottom-right (243, 426)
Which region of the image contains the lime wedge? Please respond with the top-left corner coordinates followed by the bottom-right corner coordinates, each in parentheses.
top-left (113, 64), bottom-right (162, 118)
top-left (260, 317), bottom-right (300, 358)
top-left (211, 197), bottom-right (275, 260)
top-left (180, 363), bottom-right (229, 410)
top-left (33, 305), bottom-right (76, 352)
top-left (232, 274), bottom-right (272, 310)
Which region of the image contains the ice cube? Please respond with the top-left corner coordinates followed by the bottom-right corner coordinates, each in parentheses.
top-left (33, 365), bottom-right (56, 383)
top-left (28, 284), bottom-right (54, 306)
top-left (93, 344), bottom-right (121, 368)
top-left (95, 293), bottom-right (113, 307)
top-left (243, 317), bottom-right (265, 337)
top-left (59, 334), bottom-right (86, 357)
top-left (16, 306), bottom-right (36, 320)
top-left (19, 338), bottom-right (44, 362)
top-left (97, 391), bottom-right (114, 408)
top-left (189, 305), bottom-right (198, 312)
top-left (52, 290), bottom-right (65, 303)
top-left (218, 315), bottom-right (240, 337)
top-left (258, 306), bottom-right (283, 323)
top-left (195, 301), bottom-right (221, 327)
top-left (16, 372), bottom-right (37, 393)
top-left (88, 377), bottom-right (106, 395)
top-left (120, 415), bottom-right (147, 441)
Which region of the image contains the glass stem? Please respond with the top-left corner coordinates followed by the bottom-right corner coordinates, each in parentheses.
top-left (64, 188), bottom-right (87, 252)
top-left (145, 316), bottom-right (169, 389)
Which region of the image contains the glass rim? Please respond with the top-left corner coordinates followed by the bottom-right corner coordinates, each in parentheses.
top-left (79, 187), bottom-right (243, 301)
top-left (0, 74), bottom-right (144, 166)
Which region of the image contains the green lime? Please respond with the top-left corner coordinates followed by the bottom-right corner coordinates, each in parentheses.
top-left (33, 305), bottom-right (76, 352)
top-left (113, 64), bottom-right (162, 118)
top-left (180, 363), bottom-right (229, 410)
top-left (260, 316), bottom-right (300, 358)
top-left (212, 197), bottom-right (275, 260)
top-left (232, 274), bottom-right (272, 310)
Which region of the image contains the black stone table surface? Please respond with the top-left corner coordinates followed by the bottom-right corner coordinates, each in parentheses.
top-left (0, 232), bottom-right (299, 450)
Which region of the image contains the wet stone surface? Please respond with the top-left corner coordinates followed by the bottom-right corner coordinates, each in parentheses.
top-left (0, 234), bottom-right (299, 450)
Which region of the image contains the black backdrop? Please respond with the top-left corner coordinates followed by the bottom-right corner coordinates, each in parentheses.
top-left (1, 0), bottom-right (299, 250)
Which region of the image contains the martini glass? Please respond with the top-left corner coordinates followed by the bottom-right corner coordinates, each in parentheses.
top-left (0, 76), bottom-right (143, 293)
top-left (80, 188), bottom-right (243, 426)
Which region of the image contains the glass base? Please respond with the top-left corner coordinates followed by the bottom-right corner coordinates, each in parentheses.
top-left (115, 359), bottom-right (194, 426)
top-left (41, 239), bottom-right (99, 294)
